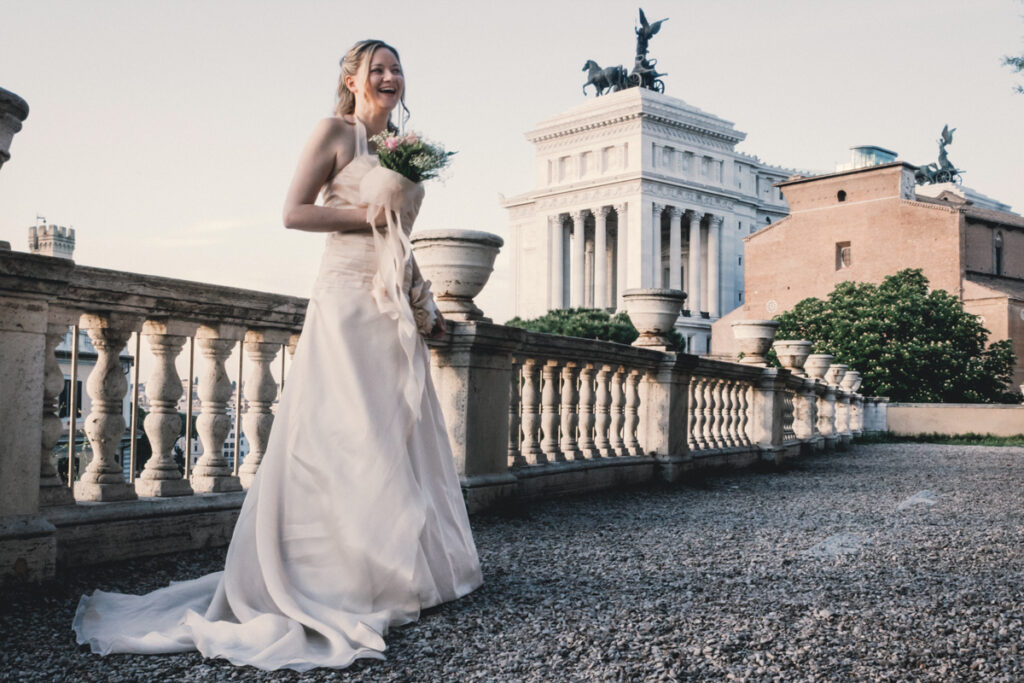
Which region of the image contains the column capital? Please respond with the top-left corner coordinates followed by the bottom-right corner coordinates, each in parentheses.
top-left (686, 209), bottom-right (703, 223)
top-left (709, 214), bottom-right (724, 228)
top-left (652, 202), bottom-right (664, 213)
top-left (595, 206), bottom-right (612, 219)
top-left (613, 202), bottom-right (627, 215)
top-left (569, 210), bottom-right (585, 222)
top-left (548, 214), bottom-right (563, 228)
top-left (665, 205), bottom-right (682, 218)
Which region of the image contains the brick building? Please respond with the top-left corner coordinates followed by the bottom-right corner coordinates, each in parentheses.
top-left (712, 157), bottom-right (1024, 386)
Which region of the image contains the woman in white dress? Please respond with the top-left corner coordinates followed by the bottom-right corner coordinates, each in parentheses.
top-left (73, 39), bottom-right (483, 671)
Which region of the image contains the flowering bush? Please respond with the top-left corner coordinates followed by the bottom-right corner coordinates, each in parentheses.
top-left (774, 269), bottom-right (1018, 403)
top-left (369, 131), bottom-right (455, 183)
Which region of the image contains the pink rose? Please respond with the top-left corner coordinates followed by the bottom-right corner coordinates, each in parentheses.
top-left (405, 133), bottom-right (419, 145)
top-left (384, 137), bottom-right (400, 151)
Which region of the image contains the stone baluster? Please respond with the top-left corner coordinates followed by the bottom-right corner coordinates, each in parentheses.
top-left (793, 380), bottom-right (816, 442)
top-left (850, 395), bottom-right (863, 436)
top-left (75, 313), bottom-right (142, 502)
top-left (781, 390), bottom-right (796, 441)
top-left (136, 320), bottom-right (197, 497)
top-left (727, 381), bottom-right (742, 447)
top-left (718, 380), bottom-right (734, 448)
top-left (700, 378), bottom-right (715, 449)
top-left (559, 362), bottom-right (581, 460)
top-left (520, 359), bottom-right (544, 464)
top-left (593, 364), bottom-right (613, 457)
top-left (817, 384), bottom-right (836, 448)
top-left (738, 383), bottom-right (752, 446)
top-left (686, 379), bottom-right (698, 450)
top-left (190, 324), bottom-right (243, 493)
top-left (608, 368), bottom-right (626, 456)
top-left (239, 329), bottom-right (288, 488)
top-left (540, 359), bottom-right (563, 463)
top-left (691, 377), bottom-right (707, 450)
top-left (624, 369), bottom-right (642, 455)
top-left (577, 364), bottom-right (597, 458)
top-left (39, 312), bottom-right (76, 506)
top-left (507, 359), bottom-right (525, 467)
top-left (710, 379), bottom-right (725, 448)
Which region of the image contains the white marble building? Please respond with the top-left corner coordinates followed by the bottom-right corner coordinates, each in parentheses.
top-left (504, 87), bottom-right (793, 352)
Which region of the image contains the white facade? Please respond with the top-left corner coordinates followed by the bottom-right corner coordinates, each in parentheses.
top-left (504, 88), bottom-right (792, 352)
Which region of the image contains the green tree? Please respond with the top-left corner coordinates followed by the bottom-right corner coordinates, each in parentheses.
top-left (506, 307), bottom-right (687, 351)
top-left (774, 269), bottom-right (1017, 403)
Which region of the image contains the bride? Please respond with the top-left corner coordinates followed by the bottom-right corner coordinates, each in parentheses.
top-left (73, 39), bottom-right (483, 671)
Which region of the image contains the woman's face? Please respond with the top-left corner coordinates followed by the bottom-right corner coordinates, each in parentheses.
top-left (350, 47), bottom-right (404, 114)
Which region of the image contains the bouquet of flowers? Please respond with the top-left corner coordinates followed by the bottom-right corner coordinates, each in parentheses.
top-left (368, 131), bottom-right (455, 183)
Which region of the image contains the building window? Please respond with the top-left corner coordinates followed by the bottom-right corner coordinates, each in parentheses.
top-left (994, 232), bottom-right (1004, 275)
top-left (738, 291), bottom-right (744, 302)
top-left (837, 190), bottom-right (847, 202)
top-left (738, 256), bottom-right (742, 265)
top-left (836, 241), bottom-right (852, 270)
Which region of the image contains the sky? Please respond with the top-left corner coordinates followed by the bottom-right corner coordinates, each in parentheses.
top-left (2, 0), bottom-right (1023, 327)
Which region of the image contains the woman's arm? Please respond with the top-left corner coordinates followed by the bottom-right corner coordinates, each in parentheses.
top-left (281, 117), bottom-right (382, 233)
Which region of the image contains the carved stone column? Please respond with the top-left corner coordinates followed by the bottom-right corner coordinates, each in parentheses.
top-left (594, 207), bottom-right (610, 309)
top-left (508, 359), bottom-right (525, 467)
top-left (520, 359), bottom-right (544, 465)
top-left (136, 319), bottom-right (197, 497)
top-left (540, 360), bottom-right (563, 462)
top-left (609, 368), bottom-right (626, 456)
top-left (39, 311), bottom-right (76, 507)
top-left (594, 364), bottom-right (613, 457)
top-left (190, 324), bottom-right (243, 493)
top-left (577, 364), bottom-right (596, 458)
top-left (707, 216), bottom-right (722, 318)
top-left (559, 362), bottom-right (581, 460)
top-left (549, 215), bottom-right (564, 309)
top-left (624, 370), bottom-right (642, 455)
top-left (239, 329), bottom-right (289, 488)
top-left (668, 207), bottom-right (683, 290)
top-left (75, 313), bottom-right (142, 502)
top-left (651, 203), bottom-right (664, 288)
top-left (570, 211), bottom-right (586, 307)
top-left (687, 210), bottom-right (702, 315)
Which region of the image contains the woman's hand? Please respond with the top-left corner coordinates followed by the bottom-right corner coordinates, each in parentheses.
top-left (427, 311), bottom-right (447, 340)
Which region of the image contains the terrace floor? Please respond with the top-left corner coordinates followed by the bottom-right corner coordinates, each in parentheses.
top-left (3, 443), bottom-right (1023, 682)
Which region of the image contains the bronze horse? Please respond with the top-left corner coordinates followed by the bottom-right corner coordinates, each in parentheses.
top-left (583, 60), bottom-right (628, 96)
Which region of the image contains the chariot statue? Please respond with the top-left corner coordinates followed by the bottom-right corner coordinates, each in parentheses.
top-left (915, 124), bottom-right (964, 185)
top-left (582, 8), bottom-right (668, 96)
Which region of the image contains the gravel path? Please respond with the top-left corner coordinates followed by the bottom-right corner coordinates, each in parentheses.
top-left (3, 443), bottom-right (1023, 681)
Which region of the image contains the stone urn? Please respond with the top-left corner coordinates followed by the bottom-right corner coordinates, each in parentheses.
top-left (804, 353), bottom-right (834, 381)
top-left (411, 229), bottom-right (503, 322)
top-left (622, 288), bottom-right (686, 349)
top-left (840, 370), bottom-right (862, 393)
top-left (730, 320), bottom-right (780, 365)
top-left (0, 87), bottom-right (30, 172)
top-left (825, 363), bottom-right (849, 387)
top-left (773, 339), bottom-right (813, 375)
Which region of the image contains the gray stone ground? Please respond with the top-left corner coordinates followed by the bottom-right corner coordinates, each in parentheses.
top-left (2, 443), bottom-right (1023, 682)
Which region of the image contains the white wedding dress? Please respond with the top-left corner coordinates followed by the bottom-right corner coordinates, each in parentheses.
top-left (73, 119), bottom-right (483, 671)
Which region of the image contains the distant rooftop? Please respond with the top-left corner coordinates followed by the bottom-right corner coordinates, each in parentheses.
top-left (835, 145), bottom-right (899, 172)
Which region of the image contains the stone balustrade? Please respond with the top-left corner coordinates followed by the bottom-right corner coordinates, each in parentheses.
top-left (0, 249), bottom-right (885, 585)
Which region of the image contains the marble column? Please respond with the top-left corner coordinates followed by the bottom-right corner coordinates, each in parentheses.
top-left (570, 211), bottom-right (585, 307)
top-left (136, 319), bottom-right (197, 497)
top-left (549, 215), bottom-right (564, 309)
top-left (668, 206), bottom-right (682, 290)
top-left (652, 203), bottom-right (663, 288)
top-left (615, 203), bottom-right (628, 311)
top-left (707, 215), bottom-right (722, 318)
top-left (594, 206), bottom-right (609, 309)
top-left (75, 313), bottom-right (143, 502)
top-left (687, 210), bottom-right (702, 315)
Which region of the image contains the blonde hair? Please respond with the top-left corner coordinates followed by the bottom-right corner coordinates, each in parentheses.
top-left (334, 39), bottom-right (407, 130)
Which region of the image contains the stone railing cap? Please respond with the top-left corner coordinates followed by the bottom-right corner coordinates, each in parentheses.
top-left (410, 229), bottom-right (504, 247)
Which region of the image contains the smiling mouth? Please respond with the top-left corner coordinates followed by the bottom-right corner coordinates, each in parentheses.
top-left (379, 88), bottom-right (397, 95)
